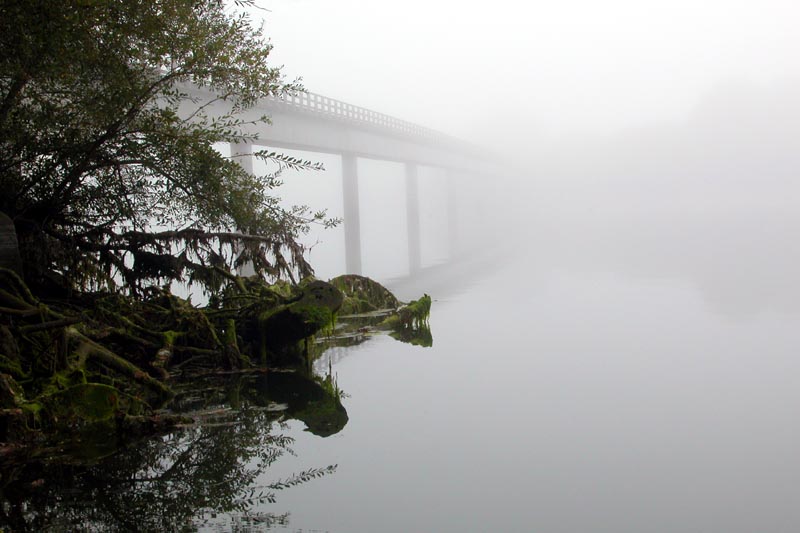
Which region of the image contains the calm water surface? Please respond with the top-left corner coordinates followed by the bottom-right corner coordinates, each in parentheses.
top-left (255, 214), bottom-right (800, 532)
top-left (5, 213), bottom-right (800, 532)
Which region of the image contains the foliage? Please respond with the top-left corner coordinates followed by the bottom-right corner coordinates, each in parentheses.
top-left (0, 0), bottom-right (332, 294)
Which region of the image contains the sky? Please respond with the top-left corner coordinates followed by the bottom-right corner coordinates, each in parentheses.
top-left (250, 0), bottom-right (800, 146)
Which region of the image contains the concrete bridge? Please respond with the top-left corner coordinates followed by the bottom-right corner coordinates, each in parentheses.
top-left (179, 86), bottom-right (496, 275)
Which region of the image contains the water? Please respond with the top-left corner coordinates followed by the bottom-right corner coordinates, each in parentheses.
top-left (264, 251), bottom-right (800, 532)
top-left (259, 208), bottom-right (800, 532)
top-left (4, 209), bottom-right (800, 532)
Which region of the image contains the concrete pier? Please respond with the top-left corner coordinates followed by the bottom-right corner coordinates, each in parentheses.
top-left (342, 153), bottom-right (362, 275)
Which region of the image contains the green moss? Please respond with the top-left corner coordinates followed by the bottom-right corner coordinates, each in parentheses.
top-left (54, 368), bottom-right (87, 389)
top-left (45, 383), bottom-right (120, 421)
top-left (338, 296), bottom-right (377, 315)
top-left (0, 353), bottom-right (26, 379)
top-left (292, 304), bottom-right (334, 333)
top-left (330, 275), bottom-right (400, 311)
top-left (379, 314), bottom-right (401, 329)
top-left (381, 295), bottom-right (430, 328)
top-left (21, 401), bottom-right (43, 429)
top-left (266, 279), bottom-right (295, 299)
top-left (162, 330), bottom-right (181, 346)
top-left (404, 294), bottom-right (432, 324)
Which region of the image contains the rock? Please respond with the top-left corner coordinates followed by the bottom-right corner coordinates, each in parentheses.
top-left (0, 212), bottom-right (23, 276)
top-left (41, 383), bottom-right (121, 423)
top-left (295, 279), bottom-right (345, 311)
top-left (329, 274), bottom-right (400, 314)
top-left (259, 280), bottom-right (343, 351)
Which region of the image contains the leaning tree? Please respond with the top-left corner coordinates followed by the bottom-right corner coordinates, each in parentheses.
top-left (0, 0), bottom-right (332, 295)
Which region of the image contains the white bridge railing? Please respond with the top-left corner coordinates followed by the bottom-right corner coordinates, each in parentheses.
top-left (265, 91), bottom-right (450, 144)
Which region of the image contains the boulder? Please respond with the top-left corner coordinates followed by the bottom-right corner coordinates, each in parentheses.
top-left (330, 274), bottom-right (400, 314)
top-left (259, 280), bottom-right (343, 351)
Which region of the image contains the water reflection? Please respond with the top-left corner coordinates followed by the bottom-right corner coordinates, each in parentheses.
top-left (0, 372), bottom-right (343, 532)
top-left (1, 296), bottom-right (436, 531)
top-left (389, 323), bottom-right (433, 347)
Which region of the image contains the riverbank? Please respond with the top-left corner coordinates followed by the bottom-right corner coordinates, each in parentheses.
top-left (0, 268), bottom-right (430, 450)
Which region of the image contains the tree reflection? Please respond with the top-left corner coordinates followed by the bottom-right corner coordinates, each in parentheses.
top-left (0, 373), bottom-right (342, 532)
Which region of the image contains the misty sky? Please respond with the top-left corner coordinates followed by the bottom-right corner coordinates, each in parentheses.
top-left (253, 0), bottom-right (800, 145)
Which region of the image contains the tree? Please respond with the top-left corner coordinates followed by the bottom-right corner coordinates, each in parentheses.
top-left (0, 0), bottom-right (330, 295)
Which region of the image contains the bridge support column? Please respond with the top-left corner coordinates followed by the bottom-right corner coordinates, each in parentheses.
top-left (230, 141), bottom-right (255, 175)
top-left (446, 169), bottom-right (459, 259)
top-left (231, 142), bottom-right (256, 276)
top-left (406, 163), bottom-right (421, 274)
top-left (342, 153), bottom-right (362, 274)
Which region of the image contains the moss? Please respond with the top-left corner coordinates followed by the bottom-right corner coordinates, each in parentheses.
top-left (259, 304), bottom-right (332, 354)
top-left (44, 383), bottom-right (120, 422)
top-left (404, 294), bottom-right (432, 324)
top-left (330, 274), bottom-right (400, 311)
top-left (379, 294), bottom-right (431, 331)
top-left (379, 314), bottom-right (401, 329)
top-left (338, 296), bottom-right (377, 315)
top-left (53, 368), bottom-right (87, 389)
top-left (21, 400), bottom-right (43, 429)
top-left (266, 279), bottom-right (295, 300)
top-left (0, 353), bottom-right (26, 379)
top-left (292, 304), bottom-right (334, 333)
top-left (162, 330), bottom-right (181, 346)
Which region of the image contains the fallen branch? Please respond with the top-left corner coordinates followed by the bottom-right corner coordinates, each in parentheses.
top-left (19, 316), bottom-right (82, 333)
top-left (66, 327), bottom-right (173, 401)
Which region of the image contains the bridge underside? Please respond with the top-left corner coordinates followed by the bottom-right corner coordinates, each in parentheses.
top-left (232, 141), bottom-right (444, 276)
top-left (238, 104), bottom-right (491, 172)
top-left (179, 86), bottom-right (490, 277)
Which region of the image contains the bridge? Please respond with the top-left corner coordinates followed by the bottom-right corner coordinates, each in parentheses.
top-left (179, 86), bottom-right (498, 276)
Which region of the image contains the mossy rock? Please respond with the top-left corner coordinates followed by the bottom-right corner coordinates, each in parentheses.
top-left (295, 280), bottom-right (344, 310)
top-left (258, 280), bottom-right (343, 352)
top-left (330, 275), bottom-right (400, 315)
top-left (42, 383), bottom-right (121, 423)
top-left (34, 382), bottom-right (147, 429)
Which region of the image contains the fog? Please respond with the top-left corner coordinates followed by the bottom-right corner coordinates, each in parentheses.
top-left (261, 0), bottom-right (800, 141)
top-left (241, 1), bottom-right (800, 321)
top-left (517, 78), bottom-right (800, 318)
top-left (221, 4), bottom-right (800, 530)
